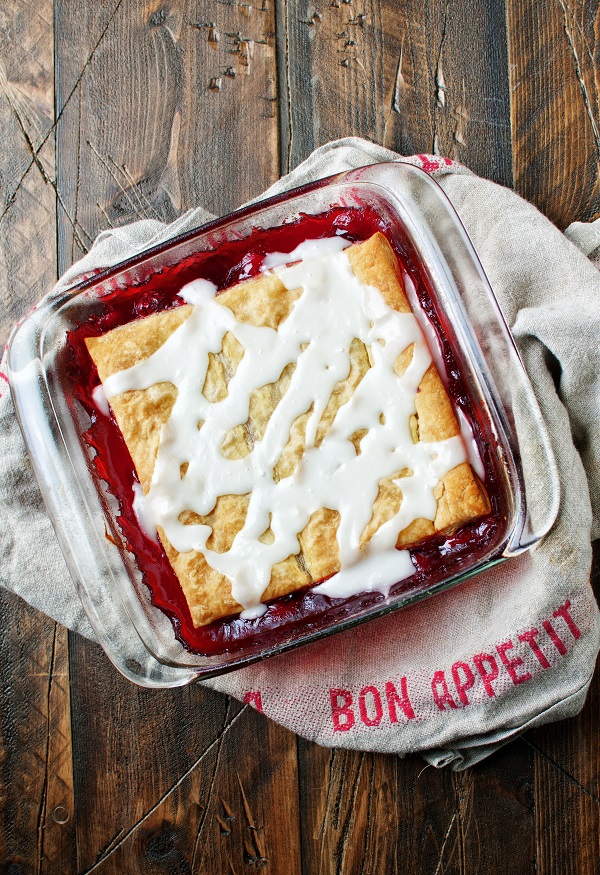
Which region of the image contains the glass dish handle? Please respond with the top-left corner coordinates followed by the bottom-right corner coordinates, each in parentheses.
top-left (501, 344), bottom-right (561, 556)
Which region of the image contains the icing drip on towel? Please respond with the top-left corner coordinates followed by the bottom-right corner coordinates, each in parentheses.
top-left (103, 241), bottom-right (468, 616)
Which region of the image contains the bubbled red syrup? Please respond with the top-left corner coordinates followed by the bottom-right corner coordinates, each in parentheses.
top-left (68, 207), bottom-right (506, 657)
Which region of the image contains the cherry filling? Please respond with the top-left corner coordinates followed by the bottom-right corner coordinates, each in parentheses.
top-left (67, 206), bottom-right (506, 657)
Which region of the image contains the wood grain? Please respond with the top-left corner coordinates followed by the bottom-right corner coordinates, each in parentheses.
top-left (0, 593), bottom-right (75, 874)
top-left (52, 2), bottom-right (299, 873)
top-left (298, 736), bottom-right (535, 875)
top-left (508, 0), bottom-right (600, 227)
top-left (54, 0), bottom-right (280, 274)
top-left (279, 0), bottom-right (513, 186)
top-left (529, 544), bottom-right (600, 875)
top-left (455, 742), bottom-right (535, 874)
top-left (298, 743), bottom-right (457, 874)
top-left (508, 0), bottom-right (600, 864)
top-left (0, 0), bottom-right (57, 340)
top-left (381, 0), bottom-right (514, 186)
top-left (67, 636), bottom-right (300, 874)
top-left (0, 4), bottom-right (75, 873)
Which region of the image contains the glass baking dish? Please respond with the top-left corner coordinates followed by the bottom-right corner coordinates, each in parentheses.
top-left (7, 162), bottom-right (559, 688)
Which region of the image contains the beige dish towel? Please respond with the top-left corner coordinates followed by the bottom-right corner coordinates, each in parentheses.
top-left (1, 138), bottom-right (599, 769)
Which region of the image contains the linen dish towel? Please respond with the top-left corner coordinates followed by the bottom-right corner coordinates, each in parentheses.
top-left (1, 137), bottom-right (599, 769)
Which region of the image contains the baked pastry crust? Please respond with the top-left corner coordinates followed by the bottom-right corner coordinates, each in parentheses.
top-left (86, 232), bottom-right (490, 626)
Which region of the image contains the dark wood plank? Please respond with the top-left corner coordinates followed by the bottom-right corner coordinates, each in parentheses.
top-left (298, 743), bottom-right (457, 875)
top-left (531, 704), bottom-right (600, 875)
top-left (68, 635), bottom-right (300, 874)
top-left (527, 544), bottom-right (600, 875)
top-left (0, 4), bottom-right (75, 872)
top-left (0, 593), bottom-right (75, 874)
top-left (67, 633), bottom-right (227, 872)
top-left (507, 0), bottom-right (600, 863)
top-left (285, 4), bottom-right (537, 874)
top-left (507, 0), bottom-right (600, 228)
top-left (298, 739), bottom-right (535, 875)
top-left (456, 742), bottom-right (535, 874)
top-left (279, 0), bottom-right (513, 187)
top-left (384, 0), bottom-right (513, 185)
top-left (0, 0), bottom-right (57, 338)
top-left (54, 0), bottom-right (280, 274)
top-left (52, 2), bottom-right (301, 872)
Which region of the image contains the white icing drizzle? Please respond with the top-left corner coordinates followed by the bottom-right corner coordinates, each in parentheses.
top-left (313, 549), bottom-right (415, 600)
top-left (402, 270), bottom-right (447, 380)
top-left (402, 269), bottom-right (485, 481)
top-left (104, 241), bottom-right (468, 613)
top-left (261, 236), bottom-right (350, 271)
top-left (132, 482), bottom-right (159, 543)
top-left (457, 408), bottom-right (485, 481)
top-left (92, 384), bottom-right (110, 416)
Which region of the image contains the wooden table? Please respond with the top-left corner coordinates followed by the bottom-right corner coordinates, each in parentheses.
top-left (1, 1), bottom-right (599, 872)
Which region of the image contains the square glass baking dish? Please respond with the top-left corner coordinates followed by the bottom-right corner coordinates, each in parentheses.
top-left (7, 162), bottom-right (560, 688)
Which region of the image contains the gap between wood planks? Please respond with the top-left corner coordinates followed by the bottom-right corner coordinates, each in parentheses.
top-left (189, 698), bottom-right (235, 871)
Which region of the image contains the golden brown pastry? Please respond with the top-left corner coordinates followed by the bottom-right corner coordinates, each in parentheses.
top-left (86, 232), bottom-right (490, 626)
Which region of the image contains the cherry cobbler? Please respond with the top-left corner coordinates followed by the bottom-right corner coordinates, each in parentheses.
top-left (83, 231), bottom-right (490, 633)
